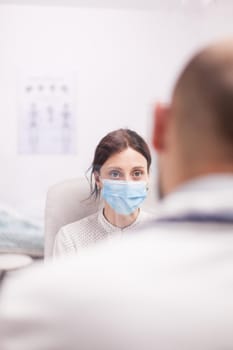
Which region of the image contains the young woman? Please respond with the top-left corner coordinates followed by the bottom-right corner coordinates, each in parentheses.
top-left (53, 128), bottom-right (153, 257)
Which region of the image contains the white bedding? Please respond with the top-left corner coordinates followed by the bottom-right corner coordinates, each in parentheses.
top-left (0, 205), bottom-right (43, 257)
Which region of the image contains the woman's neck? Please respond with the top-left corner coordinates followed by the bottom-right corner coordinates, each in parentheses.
top-left (103, 205), bottom-right (140, 229)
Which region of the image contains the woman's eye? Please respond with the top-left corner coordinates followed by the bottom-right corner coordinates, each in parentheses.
top-left (133, 170), bottom-right (143, 178)
top-left (110, 171), bottom-right (120, 178)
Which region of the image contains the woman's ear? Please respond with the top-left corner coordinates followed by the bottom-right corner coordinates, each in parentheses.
top-left (94, 171), bottom-right (101, 190)
top-left (152, 102), bottom-right (170, 152)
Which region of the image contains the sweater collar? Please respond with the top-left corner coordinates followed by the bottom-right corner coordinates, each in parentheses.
top-left (97, 208), bottom-right (143, 234)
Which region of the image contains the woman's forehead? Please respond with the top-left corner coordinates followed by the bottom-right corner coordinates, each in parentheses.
top-left (102, 148), bottom-right (147, 168)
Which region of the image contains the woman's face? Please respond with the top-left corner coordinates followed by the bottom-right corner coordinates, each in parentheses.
top-left (99, 147), bottom-right (149, 183)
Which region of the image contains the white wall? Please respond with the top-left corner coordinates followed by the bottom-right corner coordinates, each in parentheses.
top-left (0, 4), bottom-right (232, 220)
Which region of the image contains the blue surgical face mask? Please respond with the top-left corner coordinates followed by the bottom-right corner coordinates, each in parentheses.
top-left (101, 179), bottom-right (148, 215)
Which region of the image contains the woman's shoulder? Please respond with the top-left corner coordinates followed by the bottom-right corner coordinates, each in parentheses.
top-left (56, 211), bottom-right (102, 251)
top-left (53, 211), bottom-right (102, 256)
top-left (61, 211), bottom-right (100, 236)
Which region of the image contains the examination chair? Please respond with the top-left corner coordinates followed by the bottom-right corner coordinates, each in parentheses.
top-left (44, 177), bottom-right (157, 258)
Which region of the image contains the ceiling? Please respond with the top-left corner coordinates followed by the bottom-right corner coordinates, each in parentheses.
top-left (0, 0), bottom-right (230, 11)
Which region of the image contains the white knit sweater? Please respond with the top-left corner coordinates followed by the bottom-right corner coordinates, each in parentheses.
top-left (53, 209), bottom-right (154, 257)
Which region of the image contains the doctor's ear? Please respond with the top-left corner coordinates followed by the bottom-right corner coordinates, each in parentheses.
top-left (152, 102), bottom-right (171, 152)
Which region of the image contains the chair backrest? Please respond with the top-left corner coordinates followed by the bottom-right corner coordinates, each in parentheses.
top-left (44, 177), bottom-right (157, 258)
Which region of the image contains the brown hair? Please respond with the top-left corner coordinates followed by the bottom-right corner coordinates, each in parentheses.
top-left (89, 128), bottom-right (151, 199)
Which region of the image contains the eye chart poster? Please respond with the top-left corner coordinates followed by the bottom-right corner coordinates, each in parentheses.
top-left (18, 75), bottom-right (76, 154)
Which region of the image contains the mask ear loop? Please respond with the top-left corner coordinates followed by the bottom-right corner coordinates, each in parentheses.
top-left (97, 183), bottom-right (102, 195)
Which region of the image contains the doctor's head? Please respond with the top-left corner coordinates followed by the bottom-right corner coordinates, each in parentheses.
top-left (153, 38), bottom-right (233, 199)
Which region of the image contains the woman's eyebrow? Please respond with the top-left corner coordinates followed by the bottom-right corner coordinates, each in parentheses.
top-left (106, 166), bottom-right (146, 170)
top-left (106, 167), bottom-right (123, 170)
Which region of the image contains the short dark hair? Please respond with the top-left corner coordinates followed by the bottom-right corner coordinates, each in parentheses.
top-left (173, 42), bottom-right (233, 160)
top-left (89, 128), bottom-right (151, 199)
